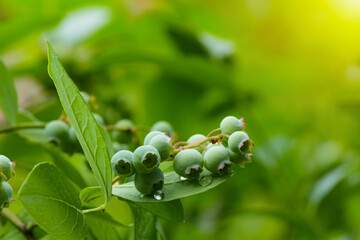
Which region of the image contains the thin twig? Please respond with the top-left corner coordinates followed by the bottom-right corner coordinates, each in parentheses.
top-left (1, 209), bottom-right (36, 240)
top-left (0, 124), bottom-right (45, 134)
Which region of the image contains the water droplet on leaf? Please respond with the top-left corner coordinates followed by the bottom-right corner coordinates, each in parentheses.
top-left (199, 175), bottom-right (213, 186)
top-left (180, 176), bottom-right (187, 181)
top-left (153, 190), bottom-right (165, 200)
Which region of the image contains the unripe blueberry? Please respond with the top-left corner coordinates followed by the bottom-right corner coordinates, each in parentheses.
top-left (111, 150), bottom-right (136, 177)
top-left (0, 155), bottom-right (15, 180)
top-left (151, 121), bottom-right (174, 137)
top-left (112, 119), bottom-right (134, 143)
top-left (0, 182), bottom-right (13, 209)
top-left (144, 131), bottom-right (165, 145)
top-left (80, 91), bottom-right (90, 104)
top-left (68, 127), bottom-right (82, 153)
top-left (134, 168), bottom-right (164, 195)
top-left (220, 116), bottom-right (246, 135)
top-left (204, 146), bottom-right (232, 175)
top-left (187, 134), bottom-right (207, 153)
top-left (45, 120), bottom-right (70, 145)
top-left (93, 113), bottom-right (105, 126)
top-left (174, 149), bottom-right (203, 179)
top-left (228, 131), bottom-right (253, 154)
top-left (228, 149), bottom-right (253, 167)
top-left (149, 135), bottom-right (173, 161)
top-left (133, 145), bottom-right (160, 174)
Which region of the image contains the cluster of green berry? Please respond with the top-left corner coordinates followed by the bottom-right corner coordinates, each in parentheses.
top-left (0, 155), bottom-right (15, 210)
top-left (111, 121), bottom-right (175, 195)
top-left (111, 116), bottom-right (253, 196)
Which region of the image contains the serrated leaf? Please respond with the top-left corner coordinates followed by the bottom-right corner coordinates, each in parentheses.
top-left (0, 60), bottom-right (18, 125)
top-left (18, 163), bottom-right (87, 240)
top-left (112, 171), bottom-right (229, 202)
top-left (46, 41), bottom-right (112, 205)
top-left (135, 199), bottom-right (184, 222)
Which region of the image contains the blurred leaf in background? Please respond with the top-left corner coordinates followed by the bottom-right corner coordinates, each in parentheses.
top-left (1, 0), bottom-right (360, 239)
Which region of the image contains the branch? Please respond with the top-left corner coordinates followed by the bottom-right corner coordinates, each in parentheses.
top-left (1, 209), bottom-right (36, 240)
top-left (0, 124), bottom-right (45, 134)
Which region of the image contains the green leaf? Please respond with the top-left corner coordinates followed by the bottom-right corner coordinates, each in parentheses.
top-left (98, 124), bottom-right (115, 158)
top-left (135, 199), bottom-right (184, 222)
top-left (18, 163), bottom-right (87, 240)
top-left (112, 171), bottom-right (229, 202)
top-left (46, 41), bottom-right (112, 205)
top-left (0, 60), bottom-right (18, 125)
top-left (80, 187), bottom-right (104, 208)
top-left (80, 185), bottom-right (184, 221)
top-left (45, 145), bottom-right (87, 189)
top-left (131, 204), bottom-right (157, 240)
top-left (85, 212), bottom-right (122, 240)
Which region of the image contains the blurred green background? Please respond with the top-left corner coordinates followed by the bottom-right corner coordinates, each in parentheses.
top-left (1, 0), bottom-right (360, 239)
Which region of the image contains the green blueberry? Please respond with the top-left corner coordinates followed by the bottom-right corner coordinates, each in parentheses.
top-left (228, 131), bottom-right (252, 154)
top-left (133, 145), bottom-right (160, 174)
top-left (111, 150), bottom-right (136, 177)
top-left (93, 113), bottom-right (105, 126)
top-left (68, 127), bottom-right (82, 153)
top-left (149, 134), bottom-right (173, 161)
top-left (80, 91), bottom-right (90, 104)
top-left (228, 149), bottom-right (253, 167)
top-left (0, 155), bottom-right (15, 180)
top-left (45, 120), bottom-right (70, 146)
top-left (220, 116), bottom-right (246, 135)
top-left (112, 119), bottom-right (134, 143)
top-left (144, 131), bottom-right (165, 145)
top-left (113, 142), bottom-right (129, 152)
top-left (187, 134), bottom-right (208, 153)
top-left (0, 182), bottom-right (13, 209)
top-left (174, 149), bottom-right (203, 179)
top-left (151, 121), bottom-right (174, 137)
top-left (204, 146), bottom-right (232, 175)
top-left (134, 167), bottom-right (164, 195)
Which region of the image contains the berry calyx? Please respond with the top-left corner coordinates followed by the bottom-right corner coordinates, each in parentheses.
top-left (111, 150), bottom-right (136, 177)
top-left (133, 145), bottom-right (160, 174)
top-left (0, 155), bottom-right (15, 180)
top-left (228, 131), bottom-right (253, 154)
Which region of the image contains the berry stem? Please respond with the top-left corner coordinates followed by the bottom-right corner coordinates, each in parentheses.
top-left (1, 209), bottom-right (36, 240)
top-left (173, 131), bottom-right (229, 155)
top-left (173, 141), bottom-right (187, 149)
top-left (206, 128), bottom-right (221, 138)
top-left (0, 124), bottom-right (46, 135)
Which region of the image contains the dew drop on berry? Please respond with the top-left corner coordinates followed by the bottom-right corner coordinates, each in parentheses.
top-left (153, 190), bottom-right (164, 200)
top-left (180, 176), bottom-right (187, 181)
top-left (199, 175), bottom-right (213, 186)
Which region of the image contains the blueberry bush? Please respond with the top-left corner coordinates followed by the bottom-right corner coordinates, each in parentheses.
top-left (0, 42), bottom-right (253, 240)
